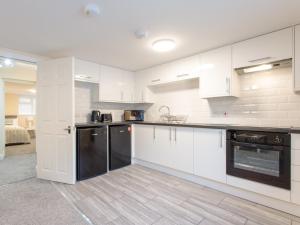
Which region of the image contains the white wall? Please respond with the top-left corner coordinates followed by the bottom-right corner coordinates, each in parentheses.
top-left (0, 78), bottom-right (5, 159)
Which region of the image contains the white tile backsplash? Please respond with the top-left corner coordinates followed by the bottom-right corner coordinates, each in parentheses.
top-left (75, 67), bottom-right (300, 127)
top-left (146, 67), bottom-right (300, 127)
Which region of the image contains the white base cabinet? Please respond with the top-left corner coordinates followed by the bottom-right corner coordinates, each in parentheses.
top-left (291, 134), bottom-right (300, 204)
top-left (193, 128), bottom-right (226, 183)
top-left (134, 125), bottom-right (194, 174)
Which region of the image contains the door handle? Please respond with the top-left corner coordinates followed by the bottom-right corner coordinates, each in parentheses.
top-left (220, 130), bottom-right (223, 148)
top-left (64, 126), bottom-right (71, 134)
top-left (174, 128), bottom-right (177, 142)
top-left (226, 77), bottom-right (230, 94)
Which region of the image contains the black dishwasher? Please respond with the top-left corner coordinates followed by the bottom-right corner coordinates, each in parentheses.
top-left (76, 126), bottom-right (107, 180)
top-left (109, 125), bottom-right (131, 170)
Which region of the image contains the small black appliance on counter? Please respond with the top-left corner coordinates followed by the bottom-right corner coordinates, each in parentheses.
top-left (124, 110), bottom-right (144, 121)
top-left (91, 110), bottom-right (101, 122)
top-left (101, 113), bottom-right (112, 122)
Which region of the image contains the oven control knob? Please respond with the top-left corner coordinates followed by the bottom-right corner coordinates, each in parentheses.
top-left (274, 136), bottom-right (281, 144)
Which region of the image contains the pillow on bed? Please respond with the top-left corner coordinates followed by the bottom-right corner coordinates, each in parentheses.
top-left (5, 118), bottom-right (18, 126)
top-left (5, 119), bottom-right (14, 125)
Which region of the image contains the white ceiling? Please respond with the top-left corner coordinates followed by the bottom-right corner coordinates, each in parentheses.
top-left (1, 0), bottom-right (300, 71)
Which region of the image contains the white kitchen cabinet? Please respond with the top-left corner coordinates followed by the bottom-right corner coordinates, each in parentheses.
top-left (134, 125), bottom-right (155, 162)
top-left (194, 128), bottom-right (226, 183)
top-left (168, 55), bottom-right (200, 81)
top-left (294, 25), bottom-right (300, 92)
top-left (74, 58), bottom-right (100, 83)
top-left (146, 55), bottom-right (201, 87)
top-left (134, 125), bottom-right (194, 174)
top-left (134, 69), bottom-right (155, 103)
top-left (199, 46), bottom-right (239, 98)
top-left (98, 65), bottom-right (135, 103)
top-left (232, 27), bottom-right (293, 69)
top-left (291, 134), bottom-right (300, 205)
top-left (122, 70), bottom-right (135, 102)
top-left (170, 127), bottom-right (194, 173)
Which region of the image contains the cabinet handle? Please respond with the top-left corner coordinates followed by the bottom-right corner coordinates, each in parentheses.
top-left (220, 130), bottom-right (223, 148)
top-left (248, 57), bottom-right (272, 63)
top-left (153, 126), bottom-right (156, 140)
top-left (226, 77), bottom-right (230, 94)
top-left (176, 74), bottom-right (189, 78)
top-left (151, 79), bottom-right (161, 83)
top-left (91, 133), bottom-right (98, 136)
top-left (175, 128), bottom-right (177, 142)
top-left (169, 127), bottom-right (172, 141)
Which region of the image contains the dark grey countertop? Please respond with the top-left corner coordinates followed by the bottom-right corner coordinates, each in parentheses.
top-left (75, 121), bottom-right (300, 133)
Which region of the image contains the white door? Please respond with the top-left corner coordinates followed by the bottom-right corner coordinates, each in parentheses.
top-left (154, 126), bottom-right (172, 166)
top-left (194, 128), bottom-right (226, 183)
top-left (36, 57), bottom-right (75, 184)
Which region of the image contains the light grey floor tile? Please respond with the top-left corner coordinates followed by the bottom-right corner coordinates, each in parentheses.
top-left (219, 197), bottom-right (291, 225)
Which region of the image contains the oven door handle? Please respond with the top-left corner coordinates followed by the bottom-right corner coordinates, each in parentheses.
top-left (230, 141), bottom-right (284, 151)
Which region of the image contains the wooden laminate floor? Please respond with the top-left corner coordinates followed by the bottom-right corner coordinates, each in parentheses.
top-left (54, 165), bottom-right (300, 225)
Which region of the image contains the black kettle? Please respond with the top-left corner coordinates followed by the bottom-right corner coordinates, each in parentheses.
top-left (91, 110), bottom-right (101, 122)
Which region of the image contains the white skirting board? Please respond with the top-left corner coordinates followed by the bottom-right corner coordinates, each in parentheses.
top-left (133, 158), bottom-right (300, 217)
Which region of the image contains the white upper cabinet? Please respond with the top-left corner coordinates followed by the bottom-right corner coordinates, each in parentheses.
top-left (135, 69), bottom-right (155, 103)
top-left (232, 27), bottom-right (293, 69)
top-left (99, 65), bottom-right (135, 103)
top-left (168, 55), bottom-right (200, 81)
top-left (294, 25), bottom-right (300, 92)
top-left (194, 128), bottom-right (226, 183)
top-left (74, 58), bottom-right (100, 83)
top-left (199, 46), bottom-right (239, 98)
top-left (147, 55), bottom-right (201, 86)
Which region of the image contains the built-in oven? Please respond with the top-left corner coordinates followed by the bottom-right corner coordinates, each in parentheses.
top-left (226, 130), bottom-right (291, 189)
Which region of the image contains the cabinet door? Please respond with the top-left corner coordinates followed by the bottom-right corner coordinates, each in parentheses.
top-left (295, 25), bottom-right (300, 92)
top-left (122, 71), bottom-right (135, 103)
top-left (134, 125), bottom-right (154, 162)
top-left (134, 70), bottom-right (156, 103)
top-left (194, 128), bottom-right (226, 183)
top-left (170, 127), bottom-right (194, 173)
top-left (99, 66), bottom-right (123, 102)
top-left (74, 58), bottom-right (100, 83)
top-left (199, 46), bottom-right (233, 98)
top-left (169, 55), bottom-right (200, 81)
top-left (232, 27), bottom-right (293, 69)
top-left (153, 126), bottom-right (172, 166)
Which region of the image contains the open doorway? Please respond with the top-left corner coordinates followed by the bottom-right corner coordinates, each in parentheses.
top-left (0, 57), bottom-right (37, 185)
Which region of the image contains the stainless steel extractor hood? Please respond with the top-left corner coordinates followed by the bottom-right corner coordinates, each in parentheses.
top-left (235, 59), bottom-right (292, 75)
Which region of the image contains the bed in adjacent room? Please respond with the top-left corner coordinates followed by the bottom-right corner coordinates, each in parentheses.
top-left (5, 117), bottom-right (31, 146)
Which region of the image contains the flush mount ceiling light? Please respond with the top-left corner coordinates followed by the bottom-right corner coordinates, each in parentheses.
top-left (152, 39), bottom-right (176, 52)
top-left (243, 64), bottom-right (273, 73)
top-left (84, 3), bottom-right (101, 17)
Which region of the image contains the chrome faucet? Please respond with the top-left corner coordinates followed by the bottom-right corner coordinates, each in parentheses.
top-left (159, 105), bottom-right (170, 116)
